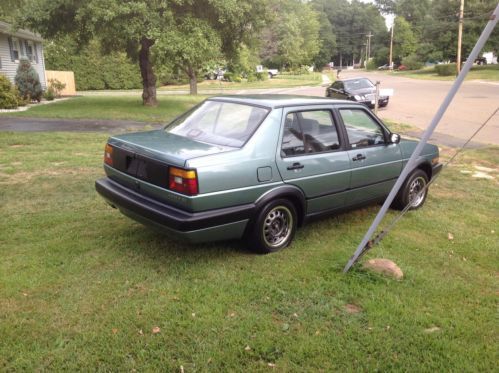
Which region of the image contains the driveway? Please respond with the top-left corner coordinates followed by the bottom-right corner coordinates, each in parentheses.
top-left (283, 70), bottom-right (499, 146)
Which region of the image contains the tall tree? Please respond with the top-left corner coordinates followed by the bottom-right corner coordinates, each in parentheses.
top-left (392, 16), bottom-right (417, 63)
top-left (154, 18), bottom-right (221, 95)
top-left (260, 0), bottom-right (321, 69)
top-left (18, 0), bottom-right (268, 105)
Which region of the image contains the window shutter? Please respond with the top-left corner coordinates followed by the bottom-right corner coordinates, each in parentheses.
top-left (7, 37), bottom-right (15, 61)
top-left (34, 43), bottom-right (39, 63)
top-left (19, 39), bottom-right (25, 57)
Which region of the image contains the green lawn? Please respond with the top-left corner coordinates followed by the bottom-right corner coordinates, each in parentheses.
top-left (0, 96), bottom-right (205, 123)
top-left (158, 73), bottom-right (324, 91)
top-left (388, 64), bottom-right (499, 81)
top-left (1, 131), bottom-right (497, 370)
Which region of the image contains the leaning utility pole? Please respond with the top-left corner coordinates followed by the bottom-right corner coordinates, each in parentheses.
top-left (389, 23), bottom-right (394, 69)
top-left (344, 4), bottom-right (499, 273)
top-left (457, 0), bottom-right (465, 74)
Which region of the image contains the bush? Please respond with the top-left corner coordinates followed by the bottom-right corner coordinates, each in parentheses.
top-left (0, 74), bottom-right (19, 109)
top-left (45, 38), bottom-right (142, 91)
top-left (47, 78), bottom-right (66, 98)
top-left (15, 59), bottom-right (43, 102)
top-left (366, 60), bottom-right (377, 71)
top-left (246, 72), bottom-right (257, 83)
top-left (435, 63), bottom-right (456, 76)
top-left (255, 72), bottom-right (268, 81)
top-left (43, 86), bottom-right (55, 101)
top-left (401, 54), bottom-right (424, 70)
top-left (224, 72), bottom-right (242, 82)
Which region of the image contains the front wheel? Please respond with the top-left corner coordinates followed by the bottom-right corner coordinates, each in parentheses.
top-left (392, 169), bottom-right (429, 210)
top-left (247, 199), bottom-right (297, 254)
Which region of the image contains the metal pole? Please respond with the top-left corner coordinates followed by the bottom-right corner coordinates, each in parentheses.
top-left (457, 0), bottom-right (465, 74)
top-left (374, 81), bottom-right (380, 115)
top-left (343, 5), bottom-right (499, 273)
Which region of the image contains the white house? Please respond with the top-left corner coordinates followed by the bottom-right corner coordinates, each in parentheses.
top-left (0, 21), bottom-right (47, 89)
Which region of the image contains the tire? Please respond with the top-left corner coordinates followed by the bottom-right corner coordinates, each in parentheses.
top-left (392, 169), bottom-right (429, 210)
top-left (247, 199), bottom-right (298, 254)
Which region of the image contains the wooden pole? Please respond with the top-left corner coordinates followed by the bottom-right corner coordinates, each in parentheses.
top-left (457, 0), bottom-right (465, 74)
top-left (389, 23), bottom-right (394, 69)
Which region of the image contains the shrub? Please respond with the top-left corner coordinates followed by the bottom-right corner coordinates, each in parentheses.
top-left (401, 54), bottom-right (424, 70)
top-left (224, 72), bottom-right (243, 82)
top-left (47, 78), bottom-right (66, 98)
top-left (0, 74), bottom-right (19, 109)
top-left (366, 60), bottom-right (377, 71)
top-left (435, 63), bottom-right (456, 76)
top-left (255, 72), bottom-right (268, 81)
top-left (43, 86), bottom-right (55, 101)
top-left (247, 72), bottom-right (257, 83)
top-left (15, 59), bottom-right (43, 102)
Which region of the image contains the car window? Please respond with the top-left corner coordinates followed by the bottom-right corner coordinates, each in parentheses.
top-left (344, 79), bottom-right (374, 91)
top-left (281, 110), bottom-right (340, 157)
top-left (332, 81), bottom-right (343, 90)
top-left (165, 101), bottom-right (269, 148)
top-left (339, 109), bottom-right (386, 148)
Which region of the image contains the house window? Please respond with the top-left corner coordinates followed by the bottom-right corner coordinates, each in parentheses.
top-left (25, 40), bottom-right (37, 63)
top-left (11, 37), bottom-right (21, 61)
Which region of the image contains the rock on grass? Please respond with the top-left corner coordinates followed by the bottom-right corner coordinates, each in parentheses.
top-left (363, 259), bottom-right (404, 280)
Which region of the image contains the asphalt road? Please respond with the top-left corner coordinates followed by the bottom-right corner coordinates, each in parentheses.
top-left (284, 70), bottom-right (499, 146)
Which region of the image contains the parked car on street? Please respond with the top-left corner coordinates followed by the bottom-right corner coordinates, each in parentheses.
top-left (325, 77), bottom-right (390, 108)
top-left (96, 95), bottom-right (441, 253)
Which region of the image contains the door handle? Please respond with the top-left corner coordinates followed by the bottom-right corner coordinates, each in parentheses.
top-left (352, 154), bottom-right (366, 161)
top-left (287, 162), bottom-right (304, 170)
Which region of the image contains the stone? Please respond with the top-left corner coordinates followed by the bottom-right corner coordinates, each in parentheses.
top-left (362, 259), bottom-right (404, 280)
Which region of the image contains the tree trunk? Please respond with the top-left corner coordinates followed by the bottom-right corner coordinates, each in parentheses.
top-left (139, 37), bottom-right (157, 106)
top-left (187, 66), bottom-right (197, 95)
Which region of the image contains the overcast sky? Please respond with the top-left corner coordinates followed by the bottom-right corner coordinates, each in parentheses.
top-left (357, 0), bottom-right (395, 28)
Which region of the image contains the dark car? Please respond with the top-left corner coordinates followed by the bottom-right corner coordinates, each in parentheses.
top-left (326, 77), bottom-right (389, 108)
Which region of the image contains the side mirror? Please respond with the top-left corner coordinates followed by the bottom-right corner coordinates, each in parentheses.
top-left (390, 133), bottom-right (401, 144)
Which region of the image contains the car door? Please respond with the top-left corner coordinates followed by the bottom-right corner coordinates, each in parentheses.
top-left (275, 106), bottom-right (351, 214)
top-left (337, 107), bottom-right (402, 205)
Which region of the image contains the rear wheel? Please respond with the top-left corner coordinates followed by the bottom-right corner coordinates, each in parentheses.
top-left (248, 199), bottom-right (297, 254)
top-left (392, 169), bottom-right (429, 210)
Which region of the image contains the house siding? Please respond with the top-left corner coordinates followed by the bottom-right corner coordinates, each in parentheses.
top-left (0, 33), bottom-right (47, 89)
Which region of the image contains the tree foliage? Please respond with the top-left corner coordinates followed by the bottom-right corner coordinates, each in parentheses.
top-left (260, 0), bottom-right (320, 69)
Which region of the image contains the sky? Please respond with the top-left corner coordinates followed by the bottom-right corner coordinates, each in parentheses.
top-left (357, 0), bottom-right (395, 29)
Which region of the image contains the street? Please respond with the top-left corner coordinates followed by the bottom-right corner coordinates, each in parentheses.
top-left (285, 70), bottom-right (499, 146)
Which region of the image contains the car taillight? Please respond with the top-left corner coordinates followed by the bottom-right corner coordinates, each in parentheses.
top-left (104, 143), bottom-right (113, 166)
top-left (169, 167), bottom-right (198, 195)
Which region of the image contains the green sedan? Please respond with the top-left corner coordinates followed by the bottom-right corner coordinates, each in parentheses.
top-left (96, 95), bottom-right (441, 253)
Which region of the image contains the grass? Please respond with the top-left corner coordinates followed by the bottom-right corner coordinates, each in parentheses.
top-left (156, 73), bottom-right (324, 91)
top-left (388, 64), bottom-right (499, 81)
top-left (0, 96), bottom-right (205, 123)
top-left (1, 131), bottom-right (498, 371)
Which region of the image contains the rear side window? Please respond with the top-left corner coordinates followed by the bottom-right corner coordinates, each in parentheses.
top-left (281, 110), bottom-right (340, 157)
top-left (339, 109), bottom-right (386, 148)
top-left (165, 101), bottom-right (269, 148)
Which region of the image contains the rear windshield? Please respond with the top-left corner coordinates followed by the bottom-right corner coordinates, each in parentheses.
top-left (344, 79), bottom-right (374, 91)
top-left (165, 100), bottom-right (269, 148)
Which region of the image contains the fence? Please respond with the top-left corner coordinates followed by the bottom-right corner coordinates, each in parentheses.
top-left (45, 70), bottom-right (76, 96)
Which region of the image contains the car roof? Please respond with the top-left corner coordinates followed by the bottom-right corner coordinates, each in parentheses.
top-left (336, 77), bottom-right (372, 82)
top-left (207, 94), bottom-right (355, 109)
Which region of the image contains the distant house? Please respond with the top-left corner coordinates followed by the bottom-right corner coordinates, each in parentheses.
top-left (0, 21), bottom-right (46, 89)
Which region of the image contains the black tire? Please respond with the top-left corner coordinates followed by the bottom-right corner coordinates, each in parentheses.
top-left (392, 169), bottom-right (429, 210)
top-left (247, 199), bottom-right (298, 254)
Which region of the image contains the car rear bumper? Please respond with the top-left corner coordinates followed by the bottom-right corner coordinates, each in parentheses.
top-left (95, 177), bottom-right (253, 243)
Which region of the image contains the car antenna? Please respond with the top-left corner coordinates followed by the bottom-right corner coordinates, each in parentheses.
top-left (343, 4), bottom-right (499, 273)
